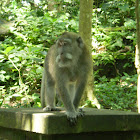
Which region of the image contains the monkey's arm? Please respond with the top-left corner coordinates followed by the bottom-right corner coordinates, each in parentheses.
top-left (73, 75), bottom-right (88, 110)
top-left (56, 79), bottom-right (78, 125)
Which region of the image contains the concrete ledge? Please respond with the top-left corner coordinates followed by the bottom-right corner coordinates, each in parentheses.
top-left (0, 108), bottom-right (140, 139)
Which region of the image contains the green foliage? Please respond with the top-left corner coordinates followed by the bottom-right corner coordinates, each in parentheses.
top-left (95, 74), bottom-right (137, 111)
top-left (0, 0), bottom-right (137, 111)
top-left (92, 0), bottom-right (137, 110)
top-left (92, 0), bottom-right (136, 79)
top-left (0, 0), bottom-right (79, 108)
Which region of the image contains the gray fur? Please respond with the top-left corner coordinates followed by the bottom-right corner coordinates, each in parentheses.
top-left (41, 32), bottom-right (93, 125)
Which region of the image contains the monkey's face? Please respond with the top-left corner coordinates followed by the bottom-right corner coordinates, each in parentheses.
top-left (55, 37), bottom-right (83, 68)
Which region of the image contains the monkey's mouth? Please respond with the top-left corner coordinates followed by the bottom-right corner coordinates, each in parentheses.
top-left (56, 53), bottom-right (73, 67)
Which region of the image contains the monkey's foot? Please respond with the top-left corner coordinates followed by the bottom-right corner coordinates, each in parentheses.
top-left (77, 108), bottom-right (85, 117)
top-left (43, 106), bottom-right (61, 111)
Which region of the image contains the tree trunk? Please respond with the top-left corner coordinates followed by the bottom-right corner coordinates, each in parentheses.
top-left (48, 0), bottom-right (55, 11)
top-left (48, 0), bottom-right (62, 13)
top-left (135, 0), bottom-right (140, 113)
top-left (79, 0), bottom-right (101, 109)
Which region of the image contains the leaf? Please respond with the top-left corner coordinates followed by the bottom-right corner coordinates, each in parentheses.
top-left (126, 36), bottom-right (133, 40)
top-left (13, 31), bottom-right (27, 41)
top-left (0, 54), bottom-right (4, 59)
top-left (5, 75), bottom-right (10, 80)
top-left (32, 93), bottom-right (40, 100)
top-left (124, 19), bottom-right (136, 29)
top-left (0, 74), bottom-right (5, 82)
top-left (5, 47), bottom-right (14, 54)
top-left (12, 93), bottom-right (23, 98)
top-left (8, 54), bottom-right (15, 58)
top-left (36, 66), bottom-right (43, 74)
top-left (0, 70), bottom-right (6, 74)
top-left (33, 58), bottom-right (42, 62)
top-left (118, 4), bottom-right (129, 12)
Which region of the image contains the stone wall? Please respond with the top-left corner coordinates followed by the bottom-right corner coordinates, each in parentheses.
top-left (0, 108), bottom-right (140, 140)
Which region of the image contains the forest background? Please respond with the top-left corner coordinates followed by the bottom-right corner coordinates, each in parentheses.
top-left (0, 0), bottom-right (137, 112)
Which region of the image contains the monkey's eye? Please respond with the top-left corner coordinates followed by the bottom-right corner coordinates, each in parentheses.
top-left (58, 44), bottom-right (62, 47)
top-left (58, 42), bottom-right (63, 47)
top-left (63, 42), bottom-right (68, 46)
top-left (58, 42), bottom-right (68, 47)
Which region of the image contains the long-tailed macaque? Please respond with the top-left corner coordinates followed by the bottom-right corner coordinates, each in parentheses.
top-left (41, 32), bottom-right (93, 125)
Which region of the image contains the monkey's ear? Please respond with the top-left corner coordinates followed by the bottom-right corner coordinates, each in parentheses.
top-left (62, 32), bottom-right (68, 36)
top-left (56, 39), bottom-right (60, 47)
top-left (77, 37), bottom-right (84, 48)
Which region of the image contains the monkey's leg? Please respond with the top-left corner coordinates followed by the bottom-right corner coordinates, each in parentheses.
top-left (42, 72), bottom-right (60, 111)
top-left (41, 70), bottom-right (46, 108)
top-left (43, 82), bottom-right (61, 111)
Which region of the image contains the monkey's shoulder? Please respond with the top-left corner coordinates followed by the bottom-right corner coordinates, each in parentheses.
top-left (79, 50), bottom-right (93, 70)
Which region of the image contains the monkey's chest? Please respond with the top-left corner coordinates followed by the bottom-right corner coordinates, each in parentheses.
top-left (68, 70), bottom-right (79, 82)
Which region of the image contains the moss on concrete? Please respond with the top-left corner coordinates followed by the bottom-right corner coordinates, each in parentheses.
top-left (0, 108), bottom-right (140, 135)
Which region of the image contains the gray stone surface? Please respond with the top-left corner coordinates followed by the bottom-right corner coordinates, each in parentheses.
top-left (0, 108), bottom-right (140, 135)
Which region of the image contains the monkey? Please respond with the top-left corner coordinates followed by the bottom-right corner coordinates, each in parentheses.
top-left (41, 32), bottom-right (93, 125)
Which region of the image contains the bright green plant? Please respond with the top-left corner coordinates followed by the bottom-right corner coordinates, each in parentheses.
top-left (0, 0), bottom-right (137, 111)
top-left (95, 74), bottom-right (137, 111)
top-left (0, 0), bottom-right (79, 108)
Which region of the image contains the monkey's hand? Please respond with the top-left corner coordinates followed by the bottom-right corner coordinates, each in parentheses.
top-left (66, 111), bottom-right (79, 125)
top-left (43, 106), bottom-right (61, 111)
top-left (66, 109), bottom-right (85, 125)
